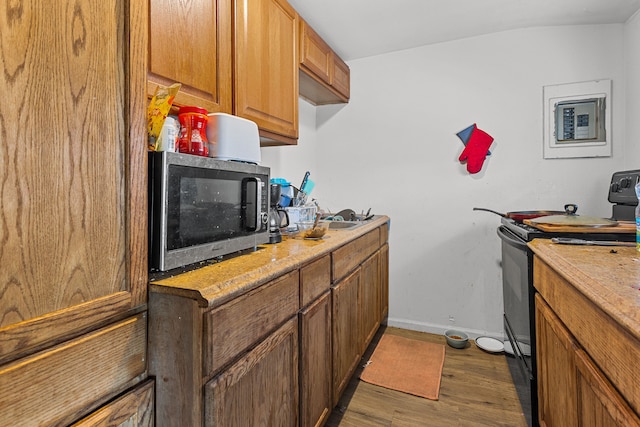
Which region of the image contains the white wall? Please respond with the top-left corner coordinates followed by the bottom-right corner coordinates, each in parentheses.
top-left (263, 23), bottom-right (634, 338)
top-left (625, 10), bottom-right (640, 164)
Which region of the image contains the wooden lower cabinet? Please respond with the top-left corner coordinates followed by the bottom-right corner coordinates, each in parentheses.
top-left (149, 222), bottom-right (390, 426)
top-left (536, 294), bottom-right (640, 427)
top-left (299, 291), bottom-right (332, 427)
top-left (331, 268), bottom-right (361, 406)
top-left (205, 317), bottom-right (299, 426)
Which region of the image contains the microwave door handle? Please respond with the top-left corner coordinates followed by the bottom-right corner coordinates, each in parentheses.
top-left (253, 177), bottom-right (262, 231)
top-left (242, 177), bottom-right (261, 231)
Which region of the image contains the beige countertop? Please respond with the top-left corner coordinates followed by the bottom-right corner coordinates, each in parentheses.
top-left (150, 215), bottom-right (390, 308)
top-left (529, 239), bottom-right (640, 341)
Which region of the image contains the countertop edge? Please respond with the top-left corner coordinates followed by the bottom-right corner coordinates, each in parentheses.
top-left (149, 215), bottom-right (390, 309)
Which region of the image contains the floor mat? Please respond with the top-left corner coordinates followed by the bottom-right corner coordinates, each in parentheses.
top-left (360, 333), bottom-right (445, 400)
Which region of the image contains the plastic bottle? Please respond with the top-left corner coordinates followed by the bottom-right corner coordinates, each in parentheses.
top-left (635, 181), bottom-right (640, 251)
top-left (178, 106), bottom-right (209, 157)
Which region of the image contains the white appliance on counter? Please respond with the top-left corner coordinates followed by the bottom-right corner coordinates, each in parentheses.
top-left (207, 113), bottom-right (261, 164)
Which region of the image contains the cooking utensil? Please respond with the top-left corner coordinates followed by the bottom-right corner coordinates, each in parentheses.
top-left (551, 237), bottom-right (635, 246)
top-left (473, 207), bottom-right (566, 222)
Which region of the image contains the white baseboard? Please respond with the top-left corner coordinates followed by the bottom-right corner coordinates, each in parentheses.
top-left (386, 317), bottom-right (504, 341)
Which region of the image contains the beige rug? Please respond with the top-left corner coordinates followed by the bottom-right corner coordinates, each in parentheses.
top-left (360, 334), bottom-right (445, 400)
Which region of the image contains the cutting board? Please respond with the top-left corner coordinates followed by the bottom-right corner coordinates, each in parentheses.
top-left (523, 219), bottom-right (635, 234)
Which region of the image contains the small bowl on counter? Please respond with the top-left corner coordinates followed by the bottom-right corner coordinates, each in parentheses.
top-left (295, 220), bottom-right (329, 239)
top-left (444, 330), bottom-right (469, 349)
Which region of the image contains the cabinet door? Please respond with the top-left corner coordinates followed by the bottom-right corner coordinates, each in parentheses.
top-left (148, 0), bottom-right (232, 113)
top-left (299, 19), bottom-right (332, 82)
top-left (234, 0), bottom-right (298, 144)
top-left (0, 0), bottom-right (147, 364)
top-left (332, 268), bottom-right (361, 406)
top-left (331, 53), bottom-right (350, 100)
top-left (360, 252), bottom-right (380, 353)
top-left (205, 317), bottom-right (299, 426)
top-left (536, 295), bottom-right (579, 427)
top-left (299, 291), bottom-right (332, 427)
top-left (575, 349), bottom-right (640, 427)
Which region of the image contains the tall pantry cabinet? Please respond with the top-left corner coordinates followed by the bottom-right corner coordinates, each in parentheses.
top-left (0, 1), bottom-right (151, 426)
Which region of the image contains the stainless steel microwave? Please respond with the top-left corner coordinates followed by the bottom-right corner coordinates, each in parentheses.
top-left (149, 151), bottom-right (270, 271)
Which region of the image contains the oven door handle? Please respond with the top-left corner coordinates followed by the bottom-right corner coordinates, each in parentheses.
top-left (497, 226), bottom-right (528, 250)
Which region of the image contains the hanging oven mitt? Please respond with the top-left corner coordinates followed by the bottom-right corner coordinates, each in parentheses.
top-left (458, 125), bottom-right (494, 174)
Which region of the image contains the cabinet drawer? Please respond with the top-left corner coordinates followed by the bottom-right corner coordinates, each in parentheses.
top-left (332, 228), bottom-right (380, 282)
top-left (300, 255), bottom-right (331, 308)
top-left (0, 313), bottom-right (147, 427)
top-left (72, 379), bottom-right (155, 426)
top-left (204, 270), bottom-right (300, 376)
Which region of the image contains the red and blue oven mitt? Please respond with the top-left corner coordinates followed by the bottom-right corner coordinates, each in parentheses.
top-left (457, 124), bottom-right (494, 174)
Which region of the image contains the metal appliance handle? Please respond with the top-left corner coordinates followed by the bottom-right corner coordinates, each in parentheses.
top-left (242, 177), bottom-right (262, 231)
top-left (497, 226), bottom-right (528, 251)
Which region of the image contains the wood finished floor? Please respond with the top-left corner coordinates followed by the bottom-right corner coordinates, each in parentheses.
top-left (325, 326), bottom-right (528, 427)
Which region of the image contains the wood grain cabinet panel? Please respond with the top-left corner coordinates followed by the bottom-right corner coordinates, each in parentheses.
top-left (0, 314), bottom-right (147, 426)
top-left (205, 270), bottom-right (300, 376)
top-left (72, 379), bottom-right (155, 427)
top-left (0, 0), bottom-right (149, 424)
top-left (575, 349), bottom-right (640, 427)
top-left (331, 53), bottom-right (351, 100)
top-left (360, 252), bottom-right (380, 353)
top-left (205, 317), bottom-right (299, 426)
top-left (332, 268), bottom-right (361, 406)
top-left (535, 295), bottom-right (578, 427)
top-left (535, 258), bottom-right (640, 426)
top-left (234, 0), bottom-right (299, 144)
top-left (332, 229), bottom-right (380, 283)
top-left (534, 256), bottom-right (640, 416)
top-left (300, 291), bottom-right (332, 427)
top-left (299, 19), bottom-right (332, 82)
top-left (298, 18), bottom-right (350, 105)
top-left (380, 243), bottom-right (389, 321)
top-left (148, 0), bottom-right (233, 114)
top-left (0, 0), bottom-right (148, 364)
top-left (300, 254), bottom-right (331, 308)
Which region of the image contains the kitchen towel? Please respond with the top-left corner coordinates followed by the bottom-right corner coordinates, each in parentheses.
top-left (360, 333), bottom-right (445, 400)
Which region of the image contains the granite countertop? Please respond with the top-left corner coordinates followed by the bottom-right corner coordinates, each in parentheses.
top-left (529, 239), bottom-right (640, 340)
top-left (149, 215), bottom-right (390, 309)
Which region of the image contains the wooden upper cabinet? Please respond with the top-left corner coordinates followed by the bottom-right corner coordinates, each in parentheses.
top-left (299, 20), bottom-right (332, 83)
top-left (234, 0), bottom-right (299, 145)
top-left (332, 53), bottom-right (351, 100)
top-left (0, 0), bottom-right (148, 365)
top-left (299, 18), bottom-right (350, 105)
top-left (148, 0), bottom-right (233, 114)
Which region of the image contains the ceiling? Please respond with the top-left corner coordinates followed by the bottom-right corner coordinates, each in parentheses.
top-left (288, 0), bottom-right (640, 61)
